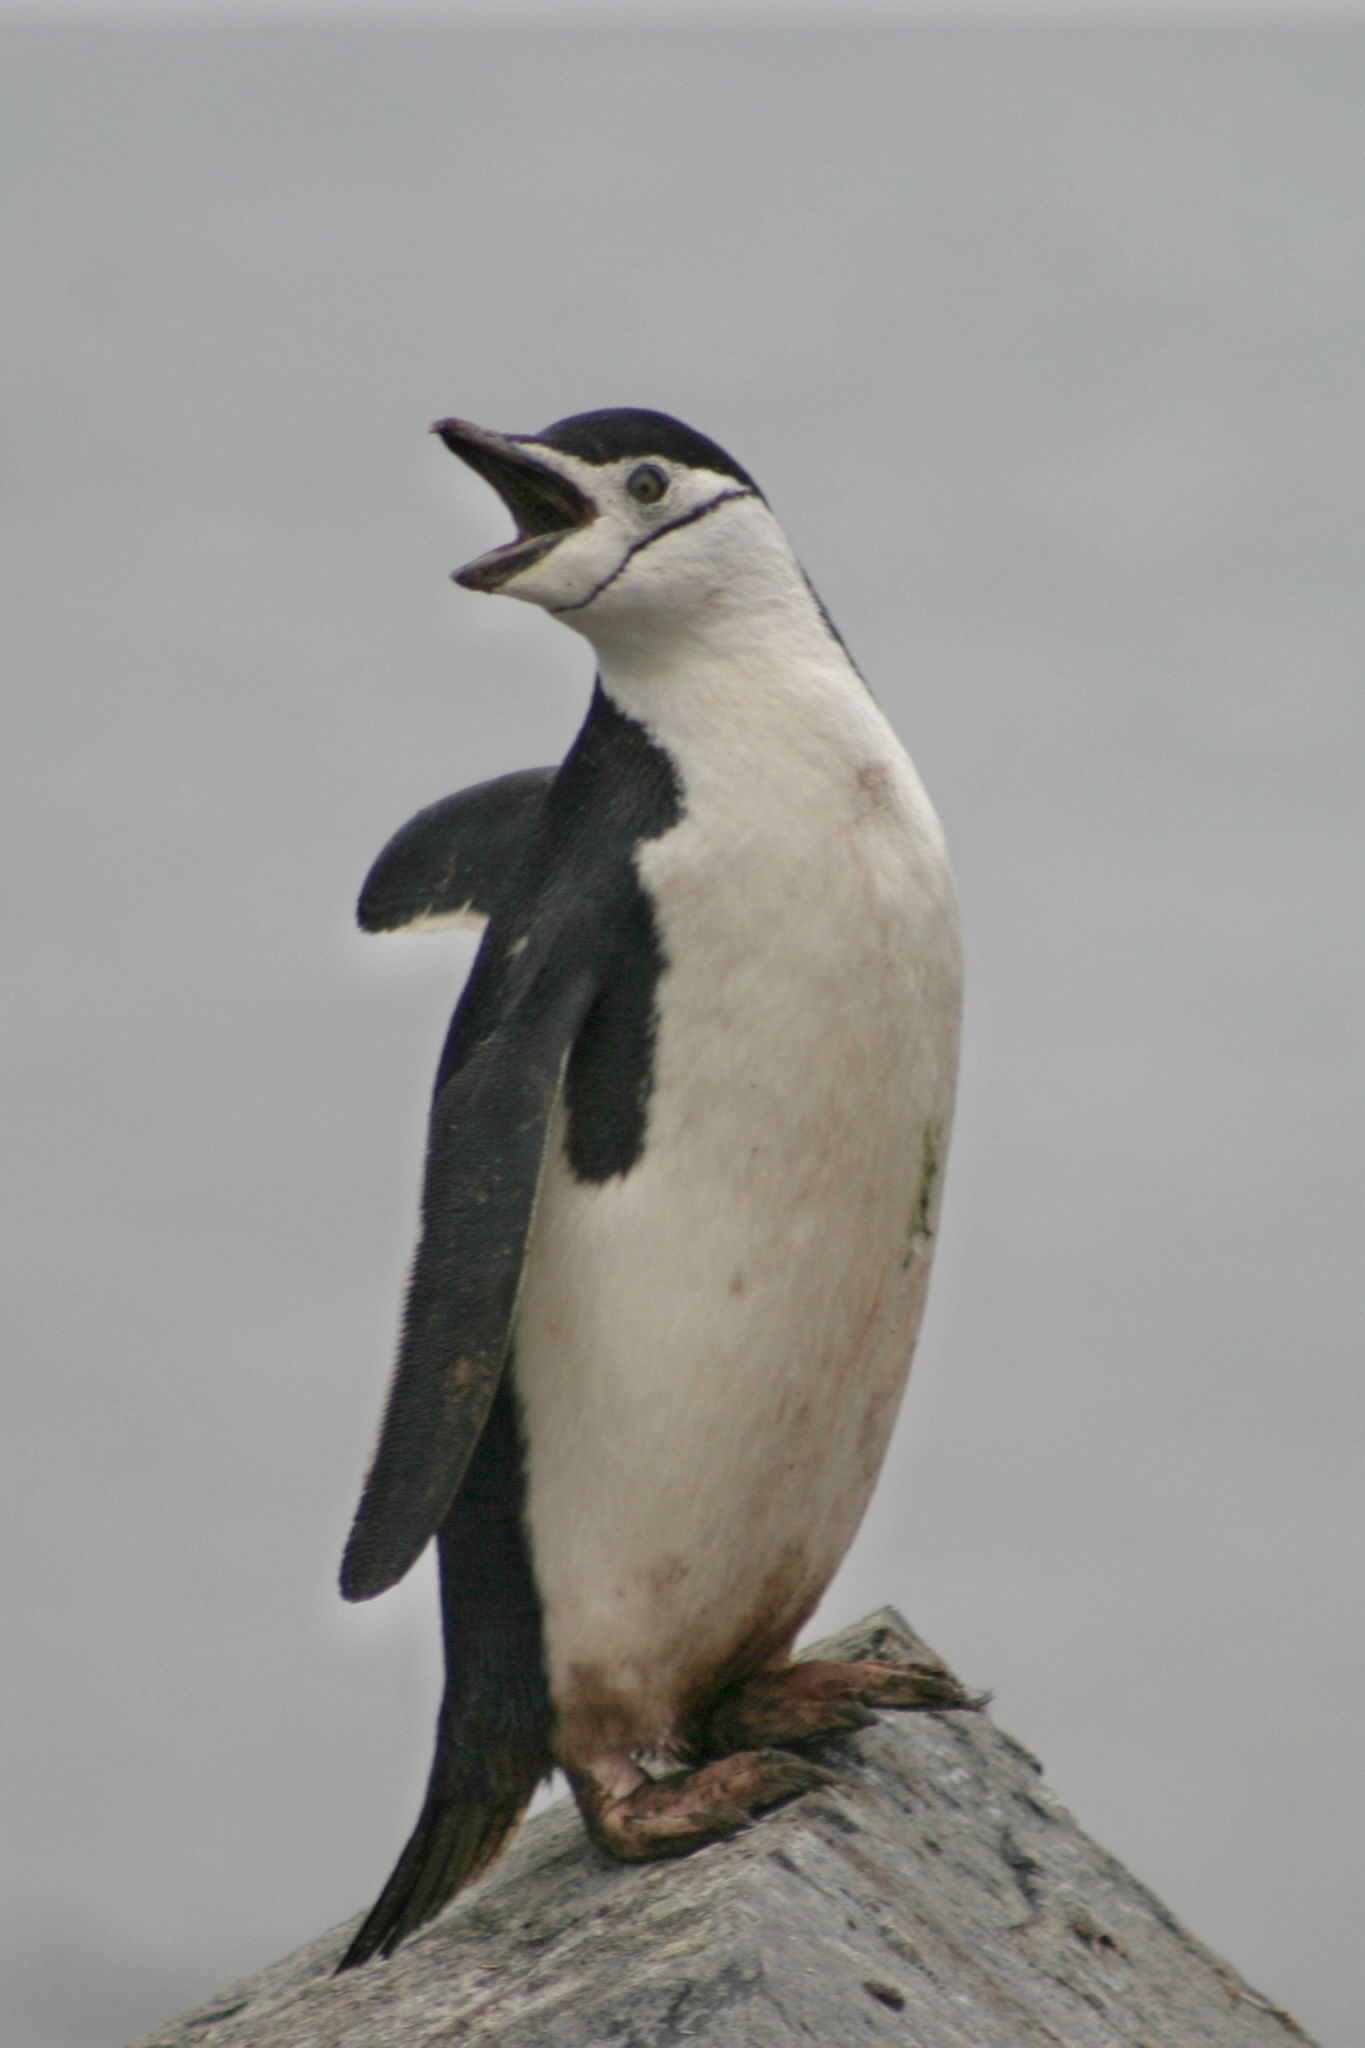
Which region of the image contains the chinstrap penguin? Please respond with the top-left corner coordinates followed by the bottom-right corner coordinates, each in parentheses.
top-left (336, 408), bottom-right (967, 1970)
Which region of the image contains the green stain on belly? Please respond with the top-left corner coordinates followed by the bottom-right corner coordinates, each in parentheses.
top-left (903, 1119), bottom-right (942, 1267)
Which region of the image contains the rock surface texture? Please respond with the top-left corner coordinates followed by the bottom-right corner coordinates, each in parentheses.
top-left (129, 1611), bottom-right (1315, 2048)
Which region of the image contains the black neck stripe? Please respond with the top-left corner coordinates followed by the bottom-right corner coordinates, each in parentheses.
top-left (549, 488), bottom-right (756, 616)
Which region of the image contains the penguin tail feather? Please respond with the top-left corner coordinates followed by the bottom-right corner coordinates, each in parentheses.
top-left (335, 1731), bottom-right (550, 1972)
top-left (337, 1376), bottom-right (551, 1972)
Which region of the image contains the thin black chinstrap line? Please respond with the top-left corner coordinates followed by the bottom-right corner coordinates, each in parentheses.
top-left (549, 488), bottom-right (756, 615)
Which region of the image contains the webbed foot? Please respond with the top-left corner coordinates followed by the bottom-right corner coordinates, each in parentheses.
top-left (701, 1656), bottom-right (982, 1756)
top-left (571, 1748), bottom-right (834, 1862)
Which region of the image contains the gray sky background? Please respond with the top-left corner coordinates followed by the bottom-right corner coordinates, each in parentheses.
top-left (4, 19), bottom-right (1362, 2048)
top-left (7, 0), bottom-right (1365, 17)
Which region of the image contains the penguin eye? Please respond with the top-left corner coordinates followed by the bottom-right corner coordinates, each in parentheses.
top-left (626, 463), bottom-right (668, 506)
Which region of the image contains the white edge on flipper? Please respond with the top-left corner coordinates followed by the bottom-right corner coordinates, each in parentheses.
top-left (378, 905), bottom-right (490, 935)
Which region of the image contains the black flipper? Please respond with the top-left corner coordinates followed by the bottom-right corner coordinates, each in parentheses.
top-left (336, 1378), bottom-right (551, 1972)
top-left (340, 949), bottom-right (599, 1602)
top-left (341, 692), bottom-right (683, 1605)
top-left (357, 767), bottom-right (554, 933)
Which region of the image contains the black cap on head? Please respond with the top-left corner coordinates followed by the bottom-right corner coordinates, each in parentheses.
top-left (530, 408), bottom-right (763, 497)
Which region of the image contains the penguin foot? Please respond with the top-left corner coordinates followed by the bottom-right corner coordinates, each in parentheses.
top-left (571, 1748), bottom-right (834, 1862)
top-left (701, 1656), bottom-right (981, 1755)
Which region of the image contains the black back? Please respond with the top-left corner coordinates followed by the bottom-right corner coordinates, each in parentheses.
top-left (341, 683), bottom-right (684, 1605)
top-left (338, 684), bottom-right (687, 1960)
top-left (435, 685), bottom-right (684, 1178)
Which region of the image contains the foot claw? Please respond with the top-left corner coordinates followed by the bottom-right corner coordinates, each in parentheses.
top-left (858, 1662), bottom-right (980, 1712)
top-left (749, 1748), bottom-right (838, 1796)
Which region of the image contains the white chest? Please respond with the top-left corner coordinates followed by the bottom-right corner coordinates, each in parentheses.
top-left (638, 710), bottom-right (958, 1159)
top-left (513, 655), bottom-right (961, 1747)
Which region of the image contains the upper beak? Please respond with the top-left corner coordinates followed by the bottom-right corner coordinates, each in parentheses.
top-left (431, 418), bottom-right (594, 592)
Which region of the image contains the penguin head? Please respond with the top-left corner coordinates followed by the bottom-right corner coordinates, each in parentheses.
top-left (432, 409), bottom-right (779, 639)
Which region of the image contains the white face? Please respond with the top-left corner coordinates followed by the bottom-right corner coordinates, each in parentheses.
top-left (436, 421), bottom-right (775, 641)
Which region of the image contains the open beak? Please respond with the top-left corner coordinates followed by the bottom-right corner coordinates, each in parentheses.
top-left (432, 418), bottom-right (594, 592)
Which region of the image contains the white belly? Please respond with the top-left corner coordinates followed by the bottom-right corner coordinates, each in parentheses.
top-left (513, 721), bottom-right (961, 1759)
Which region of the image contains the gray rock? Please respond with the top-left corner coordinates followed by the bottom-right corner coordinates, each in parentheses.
top-left (128, 1611), bottom-right (1314, 2048)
